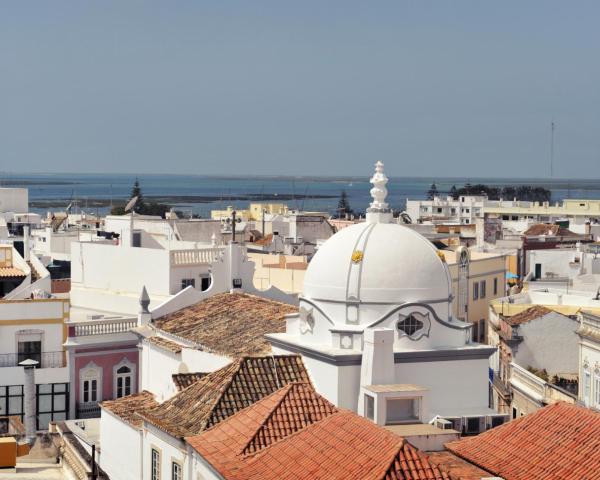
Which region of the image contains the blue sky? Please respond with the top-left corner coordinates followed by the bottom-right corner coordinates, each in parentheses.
top-left (1, 2), bottom-right (599, 177)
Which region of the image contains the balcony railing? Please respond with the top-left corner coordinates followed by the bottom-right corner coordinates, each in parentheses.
top-left (71, 318), bottom-right (137, 336)
top-left (0, 351), bottom-right (66, 368)
top-left (76, 402), bottom-right (101, 419)
top-left (170, 247), bottom-right (222, 266)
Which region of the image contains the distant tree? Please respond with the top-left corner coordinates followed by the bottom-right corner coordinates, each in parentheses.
top-left (110, 178), bottom-right (171, 218)
top-left (337, 190), bottom-right (353, 218)
top-left (427, 183), bottom-right (439, 200)
top-left (130, 178), bottom-right (146, 213)
top-left (449, 185), bottom-right (459, 200)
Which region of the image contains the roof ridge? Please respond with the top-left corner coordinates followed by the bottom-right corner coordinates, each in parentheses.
top-left (374, 437), bottom-right (409, 480)
top-left (240, 382), bottom-right (332, 457)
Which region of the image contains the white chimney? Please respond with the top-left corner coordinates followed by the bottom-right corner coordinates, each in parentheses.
top-left (360, 328), bottom-right (395, 387)
top-left (20, 359), bottom-right (38, 443)
top-left (23, 225), bottom-right (30, 262)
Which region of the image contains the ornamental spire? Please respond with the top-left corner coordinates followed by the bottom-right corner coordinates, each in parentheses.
top-left (369, 161), bottom-right (389, 211)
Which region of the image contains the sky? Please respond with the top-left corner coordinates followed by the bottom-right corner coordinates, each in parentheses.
top-left (1, 2), bottom-right (599, 178)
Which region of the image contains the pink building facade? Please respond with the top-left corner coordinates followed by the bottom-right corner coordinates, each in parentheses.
top-left (65, 318), bottom-right (139, 419)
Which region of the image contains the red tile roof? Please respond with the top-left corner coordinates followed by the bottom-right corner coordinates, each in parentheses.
top-left (446, 402), bottom-right (600, 480)
top-left (100, 391), bottom-right (159, 428)
top-left (171, 372), bottom-right (207, 391)
top-left (153, 292), bottom-right (297, 357)
top-left (187, 383), bottom-right (449, 480)
top-left (139, 355), bottom-right (310, 438)
top-left (502, 305), bottom-right (554, 326)
top-left (146, 336), bottom-right (184, 353)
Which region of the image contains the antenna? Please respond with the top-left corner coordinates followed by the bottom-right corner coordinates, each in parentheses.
top-left (125, 196), bottom-right (138, 212)
top-left (550, 120), bottom-right (555, 178)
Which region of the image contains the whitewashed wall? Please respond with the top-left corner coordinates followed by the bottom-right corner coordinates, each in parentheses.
top-left (99, 410), bottom-right (143, 480)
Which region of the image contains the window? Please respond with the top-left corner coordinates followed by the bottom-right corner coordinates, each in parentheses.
top-left (80, 362), bottom-right (102, 404)
top-left (473, 282), bottom-right (479, 301)
top-left (181, 278), bottom-right (195, 290)
top-left (451, 208), bottom-right (456, 214)
top-left (471, 321), bottom-right (479, 342)
top-left (365, 394), bottom-right (374, 421)
top-left (512, 407), bottom-right (517, 419)
top-left (151, 448), bottom-right (161, 480)
top-left (595, 370), bottom-right (600, 407)
top-left (17, 341), bottom-right (41, 366)
top-left (132, 232), bottom-right (141, 247)
top-left (200, 276), bottom-right (211, 291)
top-left (584, 367), bottom-right (591, 405)
top-left (493, 277), bottom-right (498, 295)
top-left (83, 380), bottom-right (97, 403)
top-left (113, 359), bottom-right (136, 399)
top-left (0, 386), bottom-right (23, 421)
top-left (37, 383), bottom-right (69, 430)
top-left (478, 319), bottom-right (486, 343)
top-left (436, 207), bottom-right (442, 213)
top-left (502, 215), bottom-right (509, 221)
top-left (172, 461), bottom-right (182, 480)
top-left (480, 280), bottom-right (486, 299)
top-left (116, 366), bottom-right (132, 398)
top-left (397, 314), bottom-right (424, 337)
top-left (386, 398), bottom-right (418, 424)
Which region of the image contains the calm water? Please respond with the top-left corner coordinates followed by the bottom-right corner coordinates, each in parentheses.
top-left (2, 173), bottom-right (600, 218)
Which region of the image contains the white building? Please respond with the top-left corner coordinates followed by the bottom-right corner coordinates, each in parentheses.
top-left (405, 195), bottom-right (487, 225)
top-left (0, 297), bottom-right (70, 430)
top-left (268, 163), bottom-right (499, 433)
top-left (577, 311), bottom-right (600, 409)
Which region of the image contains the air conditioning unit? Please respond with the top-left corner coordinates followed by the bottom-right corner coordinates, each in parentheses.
top-left (434, 418), bottom-right (453, 430)
top-left (463, 416), bottom-right (486, 435)
top-left (443, 416), bottom-right (463, 432)
top-left (486, 414), bottom-right (509, 430)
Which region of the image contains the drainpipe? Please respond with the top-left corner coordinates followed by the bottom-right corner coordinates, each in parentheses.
top-left (20, 359), bottom-right (39, 444)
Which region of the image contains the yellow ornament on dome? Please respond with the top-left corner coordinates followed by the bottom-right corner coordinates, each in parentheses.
top-left (437, 250), bottom-right (446, 263)
top-left (351, 250), bottom-right (364, 264)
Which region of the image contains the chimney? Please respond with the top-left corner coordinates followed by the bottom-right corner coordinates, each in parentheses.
top-left (23, 225), bottom-right (30, 262)
top-left (20, 359), bottom-right (38, 443)
top-left (138, 286), bottom-right (151, 326)
top-left (360, 328), bottom-right (395, 387)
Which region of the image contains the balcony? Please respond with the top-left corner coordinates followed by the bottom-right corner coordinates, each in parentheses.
top-left (70, 317), bottom-right (137, 337)
top-left (0, 351), bottom-right (66, 368)
top-left (76, 402), bottom-right (100, 419)
top-left (169, 247), bottom-right (222, 267)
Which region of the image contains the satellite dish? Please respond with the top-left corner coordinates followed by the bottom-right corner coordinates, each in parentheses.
top-left (125, 196), bottom-right (138, 212)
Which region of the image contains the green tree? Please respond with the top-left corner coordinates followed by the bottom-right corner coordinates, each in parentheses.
top-left (427, 183), bottom-right (439, 200)
top-left (449, 185), bottom-right (459, 200)
top-left (130, 178), bottom-right (146, 213)
top-left (337, 190), bottom-right (352, 218)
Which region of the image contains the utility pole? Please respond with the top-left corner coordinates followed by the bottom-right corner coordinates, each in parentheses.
top-left (550, 120), bottom-right (555, 178)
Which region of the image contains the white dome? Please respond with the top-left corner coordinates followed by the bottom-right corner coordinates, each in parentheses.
top-left (304, 222), bottom-right (451, 306)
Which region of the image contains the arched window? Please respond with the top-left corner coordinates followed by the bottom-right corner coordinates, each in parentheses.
top-left (113, 359), bottom-right (136, 399)
top-left (80, 362), bottom-right (102, 404)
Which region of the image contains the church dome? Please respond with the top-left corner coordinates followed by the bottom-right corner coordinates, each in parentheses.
top-left (304, 221), bottom-right (451, 305)
top-left (303, 161), bottom-right (452, 314)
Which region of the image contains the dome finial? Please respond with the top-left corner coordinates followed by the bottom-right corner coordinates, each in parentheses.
top-left (369, 161), bottom-right (389, 211)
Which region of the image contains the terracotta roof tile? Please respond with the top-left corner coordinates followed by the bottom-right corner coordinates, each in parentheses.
top-left (0, 267), bottom-right (26, 278)
top-left (100, 391), bottom-right (158, 428)
top-left (187, 386), bottom-right (449, 480)
top-left (140, 355), bottom-right (310, 438)
top-left (154, 292), bottom-right (297, 357)
top-left (503, 305), bottom-right (553, 325)
top-left (172, 372), bottom-right (208, 391)
top-left (146, 336), bottom-right (184, 353)
top-left (446, 402), bottom-right (600, 479)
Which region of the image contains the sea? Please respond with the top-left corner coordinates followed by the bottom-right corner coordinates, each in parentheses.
top-left (2, 173), bottom-right (600, 218)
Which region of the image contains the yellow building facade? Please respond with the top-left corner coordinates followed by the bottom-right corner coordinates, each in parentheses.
top-left (444, 248), bottom-right (507, 342)
top-left (211, 203), bottom-right (289, 222)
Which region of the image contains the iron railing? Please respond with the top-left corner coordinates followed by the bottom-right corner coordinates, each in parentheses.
top-left (76, 403), bottom-right (101, 419)
top-left (0, 351), bottom-right (66, 368)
